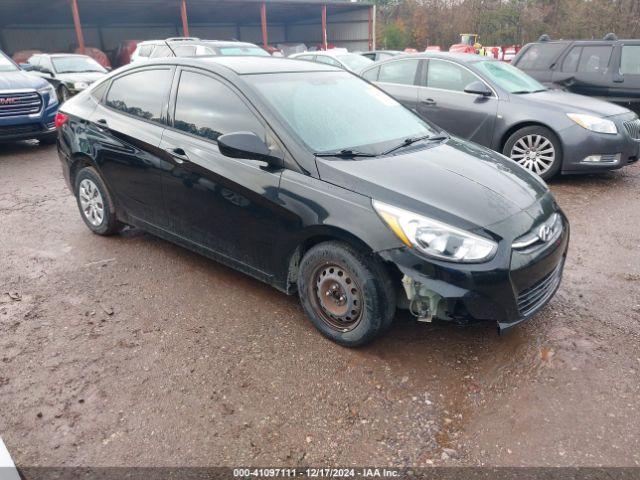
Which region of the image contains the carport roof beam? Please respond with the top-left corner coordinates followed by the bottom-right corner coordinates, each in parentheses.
top-left (180, 0), bottom-right (190, 37)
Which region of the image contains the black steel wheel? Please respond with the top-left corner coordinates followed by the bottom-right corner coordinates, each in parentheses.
top-left (298, 241), bottom-right (395, 347)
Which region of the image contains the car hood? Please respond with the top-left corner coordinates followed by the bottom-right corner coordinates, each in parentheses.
top-left (520, 90), bottom-right (630, 117)
top-left (0, 69), bottom-right (49, 91)
top-left (316, 137), bottom-right (549, 230)
top-left (56, 71), bottom-right (107, 84)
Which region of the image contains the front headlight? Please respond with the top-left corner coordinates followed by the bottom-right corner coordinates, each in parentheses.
top-left (567, 113), bottom-right (617, 135)
top-left (73, 81), bottom-right (89, 91)
top-left (37, 84), bottom-right (57, 106)
top-left (372, 200), bottom-right (498, 263)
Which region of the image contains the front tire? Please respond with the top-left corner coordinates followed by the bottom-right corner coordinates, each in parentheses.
top-left (74, 167), bottom-right (121, 235)
top-left (503, 126), bottom-right (562, 180)
top-left (298, 241), bottom-right (395, 347)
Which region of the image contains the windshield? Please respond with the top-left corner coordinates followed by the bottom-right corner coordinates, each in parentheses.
top-left (52, 56), bottom-right (106, 74)
top-left (473, 60), bottom-right (545, 93)
top-left (335, 54), bottom-right (373, 72)
top-left (247, 71), bottom-right (436, 154)
top-left (218, 46), bottom-right (270, 56)
top-left (0, 52), bottom-right (19, 72)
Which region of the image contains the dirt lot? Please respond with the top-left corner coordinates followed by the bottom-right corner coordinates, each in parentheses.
top-left (1, 142), bottom-right (639, 467)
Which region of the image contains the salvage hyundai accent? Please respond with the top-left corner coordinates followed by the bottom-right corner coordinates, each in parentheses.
top-left (56, 57), bottom-right (569, 346)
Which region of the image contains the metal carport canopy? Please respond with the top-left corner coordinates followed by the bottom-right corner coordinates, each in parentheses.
top-left (0, 0), bottom-right (371, 27)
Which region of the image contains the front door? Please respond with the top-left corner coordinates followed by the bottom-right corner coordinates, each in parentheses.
top-left (416, 59), bottom-right (498, 147)
top-left (159, 68), bottom-right (285, 276)
top-left (89, 66), bottom-right (173, 227)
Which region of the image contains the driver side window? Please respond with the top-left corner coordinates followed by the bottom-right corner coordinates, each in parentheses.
top-left (426, 60), bottom-right (478, 92)
top-left (173, 71), bottom-right (265, 142)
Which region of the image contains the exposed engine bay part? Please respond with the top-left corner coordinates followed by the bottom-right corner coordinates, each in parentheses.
top-left (401, 275), bottom-right (448, 322)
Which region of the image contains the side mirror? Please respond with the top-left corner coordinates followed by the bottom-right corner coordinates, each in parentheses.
top-left (41, 68), bottom-right (54, 77)
top-left (19, 63), bottom-right (34, 71)
top-left (217, 131), bottom-right (282, 166)
top-left (464, 80), bottom-right (492, 96)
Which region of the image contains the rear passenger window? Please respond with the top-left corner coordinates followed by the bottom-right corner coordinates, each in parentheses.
top-left (362, 66), bottom-right (379, 81)
top-left (150, 45), bottom-right (172, 58)
top-left (173, 45), bottom-right (197, 56)
top-left (106, 69), bottom-right (172, 124)
top-left (562, 47), bottom-right (581, 72)
top-left (577, 46), bottom-right (612, 74)
top-left (173, 71), bottom-right (265, 142)
top-left (137, 45), bottom-right (153, 57)
top-left (316, 56), bottom-right (341, 67)
top-left (378, 59), bottom-right (419, 85)
top-left (621, 46), bottom-right (640, 74)
top-left (516, 43), bottom-right (566, 70)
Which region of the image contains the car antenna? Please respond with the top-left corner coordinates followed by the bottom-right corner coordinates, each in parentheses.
top-left (538, 34), bottom-right (551, 42)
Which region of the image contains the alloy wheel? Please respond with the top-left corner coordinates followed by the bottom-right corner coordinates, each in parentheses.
top-left (311, 263), bottom-right (363, 332)
top-left (509, 134), bottom-right (556, 176)
top-left (78, 179), bottom-right (104, 227)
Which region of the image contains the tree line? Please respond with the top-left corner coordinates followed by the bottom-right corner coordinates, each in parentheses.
top-left (374, 0), bottom-right (640, 50)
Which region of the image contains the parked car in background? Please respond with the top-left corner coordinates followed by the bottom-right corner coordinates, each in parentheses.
top-left (512, 35), bottom-right (640, 114)
top-left (289, 50), bottom-right (373, 73)
top-left (361, 52), bottom-right (640, 179)
top-left (27, 53), bottom-right (108, 102)
top-left (74, 46), bottom-right (112, 69)
top-left (0, 50), bottom-right (58, 144)
top-left (130, 37), bottom-right (270, 63)
top-left (57, 56), bottom-right (568, 346)
top-left (360, 50), bottom-right (402, 62)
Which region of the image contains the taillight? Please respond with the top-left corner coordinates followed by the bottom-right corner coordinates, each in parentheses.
top-left (54, 112), bottom-right (69, 129)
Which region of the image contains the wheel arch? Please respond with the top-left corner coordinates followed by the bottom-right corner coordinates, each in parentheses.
top-left (68, 153), bottom-right (97, 193)
top-left (283, 225), bottom-right (386, 294)
top-left (500, 121), bottom-right (562, 153)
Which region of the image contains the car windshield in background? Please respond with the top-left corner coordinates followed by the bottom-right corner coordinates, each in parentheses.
top-left (52, 56), bottom-right (107, 74)
top-left (0, 53), bottom-right (18, 72)
top-left (335, 54), bottom-right (373, 71)
top-left (218, 46), bottom-right (270, 56)
top-left (473, 60), bottom-right (546, 94)
top-left (248, 71), bottom-right (435, 154)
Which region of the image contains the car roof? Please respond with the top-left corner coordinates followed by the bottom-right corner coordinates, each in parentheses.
top-left (168, 40), bottom-right (260, 48)
top-left (527, 39), bottom-right (640, 47)
top-left (370, 51), bottom-right (492, 64)
top-left (33, 53), bottom-right (90, 58)
top-left (143, 56), bottom-right (342, 75)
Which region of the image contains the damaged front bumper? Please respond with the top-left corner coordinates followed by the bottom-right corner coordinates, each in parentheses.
top-left (379, 213), bottom-right (570, 332)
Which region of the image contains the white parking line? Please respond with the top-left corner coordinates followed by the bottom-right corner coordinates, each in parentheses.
top-left (0, 437), bottom-right (20, 480)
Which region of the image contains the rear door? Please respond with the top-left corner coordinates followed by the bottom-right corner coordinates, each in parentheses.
top-left (416, 58), bottom-right (497, 146)
top-left (371, 58), bottom-right (421, 111)
top-left (158, 68), bottom-right (285, 275)
top-left (552, 44), bottom-right (614, 99)
top-left (89, 66), bottom-right (173, 226)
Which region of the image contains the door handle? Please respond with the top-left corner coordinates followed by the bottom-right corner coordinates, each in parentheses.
top-left (165, 147), bottom-right (190, 163)
top-left (421, 98), bottom-right (437, 106)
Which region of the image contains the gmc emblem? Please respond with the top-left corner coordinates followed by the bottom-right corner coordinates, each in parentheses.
top-left (0, 97), bottom-right (18, 105)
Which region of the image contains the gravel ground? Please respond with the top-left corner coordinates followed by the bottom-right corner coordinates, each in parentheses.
top-left (0, 142), bottom-right (639, 467)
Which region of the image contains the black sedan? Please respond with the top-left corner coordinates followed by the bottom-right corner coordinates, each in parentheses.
top-left (361, 52), bottom-right (640, 179)
top-left (56, 57), bottom-right (568, 346)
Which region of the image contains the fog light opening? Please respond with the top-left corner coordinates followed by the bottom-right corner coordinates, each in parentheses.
top-left (580, 153), bottom-right (621, 164)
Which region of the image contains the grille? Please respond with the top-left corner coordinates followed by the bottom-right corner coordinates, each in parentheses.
top-left (0, 123), bottom-right (41, 136)
top-left (0, 91), bottom-right (42, 118)
top-left (624, 118), bottom-right (640, 140)
top-left (516, 263), bottom-right (562, 317)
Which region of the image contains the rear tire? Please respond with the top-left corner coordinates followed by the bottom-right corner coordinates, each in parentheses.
top-left (298, 241), bottom-right (395, 347)
top-left (503, 126), bottom-right (562, 180)
top-left (74, 167), bottom-right (121, 235)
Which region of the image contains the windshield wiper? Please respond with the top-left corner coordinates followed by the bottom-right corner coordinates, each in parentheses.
top-left (314, 149), bottom-right (377, 158)
top-left (381, 134), bottom-right (447, 156)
